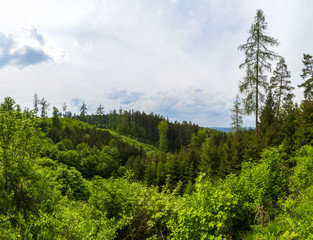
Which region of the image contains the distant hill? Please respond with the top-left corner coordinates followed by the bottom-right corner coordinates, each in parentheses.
top-left (210, 127), bottom-right (232, 132)
top-left (210, 127), bottom-right (255, 132)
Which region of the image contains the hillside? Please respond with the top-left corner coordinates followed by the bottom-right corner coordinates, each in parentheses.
top-left (1, 96), bottom-right (313, 239)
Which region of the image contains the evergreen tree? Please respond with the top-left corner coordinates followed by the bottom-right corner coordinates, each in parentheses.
top-left (96, 104), bottom-right (105, 116)
top-left (199, 137), bottom-right (220, 175)
top-left (270, 57), bottom-right (294, 117)
top-left (40, 97), bottom-right (50, 119)
top-left (23, 107), bottom-right (31, 118)
top-left (158, 121), bottom-right (169, 153)
top-left (259, 90), bottom-right (277, 147)
top-left (80, 101), bottom-right (87, 117)
top-left (238, 9), bottom-right (279, 136)
top-left (230, 94), bottom-right (243, 131)
top-left (62, 102), bottom-right (67, 117)
top-left (52, 106), bottom-right (61, 128)
top-left (298, 54), bottom-right (313, 100)
top-left (33, 93), bottom-right (40, 116)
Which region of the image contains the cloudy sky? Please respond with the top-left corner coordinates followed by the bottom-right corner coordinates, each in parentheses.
top-left (0, 0), bottom-right (312, 127)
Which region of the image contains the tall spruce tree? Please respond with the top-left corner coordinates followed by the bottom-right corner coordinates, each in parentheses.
top-left (270, 57), bottom-right (294, 117)
top-left (33, 93), bottom-right (40, 116)
top-left (80, 101), bottom-right (87, 117)
top-left (40, 97), bottom-right (50, 119)
top-left (238, 9), bottom-right (279, 136)
top-left (298, 54), bottom-right (313, 100)
top-left (230, 94), bottom-right (243, 131)
top-left (259, 90), bottom-right (276, 147)
top-left (96, 104), bottom-right (105, 116)
top-left (158, 120), bottom-right (168, 153)
top-left (62, 102), bottom-right (67, 117)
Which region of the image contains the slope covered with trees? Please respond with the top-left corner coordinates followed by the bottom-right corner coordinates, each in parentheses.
top-left (2, 8), bottom-right (313, 240)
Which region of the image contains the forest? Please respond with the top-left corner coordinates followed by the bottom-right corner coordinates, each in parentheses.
top-left (1, 9), bottom-right (313, 239)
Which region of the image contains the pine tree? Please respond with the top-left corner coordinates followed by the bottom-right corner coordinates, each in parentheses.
top-left (33, 93), bottom-right (40, 116)
top-left (62, 102), bottom-right (67, 117)
top-left (96, 104), bottom-right (105, 116)
top-left (259, 90), bottom-right (276, 147)
top-left (40, 97), bottom-right (50, 119)
top-left (298, 54), bottom-right (313, 100)
top-left (238, 9), bottom-right (279, 136)
top-left (52, 106), bottom-right (61, 128)
top-left (230, 94), bottom-right (243, 131)
top-left (270, 57), bottom-right (294, 117)
top-left (80, 101), bottom-right (87, 117)
top-left (158, 120), bottom-right (168, 153)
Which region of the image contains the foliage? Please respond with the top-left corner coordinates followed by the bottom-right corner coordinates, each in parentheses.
top-left (168, 174), bottom-right (238, 239)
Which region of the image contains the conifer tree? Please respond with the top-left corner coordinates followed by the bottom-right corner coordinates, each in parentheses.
top-left (230, 94), bottom-right (243, 131)
top-left (298, 54), bottom-right (313, 100)
top-left (62, 102), bottom-right (67, 117)
top-left (270, 57), bottom-right (294, 117)
top-left (259, 90), bottom-right (276, 147)
top-left (96, 104), bottom-right (105, 116)
top-left (40, 97), bottom-right (50, 119)
top-left (158, 120), bottom-right (168, 153)
top-left (80, 101), bottom-right (87, 117)
top-left (52, 106), bottom-right (61, 128)
top-left (238, 9), bottom-right (279, 136)
top-left (33, 93), bottom-right (40, 116)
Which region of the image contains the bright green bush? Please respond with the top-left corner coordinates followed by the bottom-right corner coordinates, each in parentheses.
top-left (57, 150), bottom-right (80, 167)
top-left (291, 145), bottom-right (313, 191)
top-left (56, 166), bottom-right (90, 201)
top-left (168, 174), bottom-right (238, 239)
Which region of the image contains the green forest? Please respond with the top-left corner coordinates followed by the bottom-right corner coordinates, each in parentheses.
top-left (2, 9), bottom-right (313, 240)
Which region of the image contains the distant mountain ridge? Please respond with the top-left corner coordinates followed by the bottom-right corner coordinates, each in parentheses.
top-left (210, 127), bottom-right (232, 132)
top-left (210, 127), bottom-right (255, 132)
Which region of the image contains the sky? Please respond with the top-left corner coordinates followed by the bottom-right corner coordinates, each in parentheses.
top-left (0, 0), bottom-right (312, 127)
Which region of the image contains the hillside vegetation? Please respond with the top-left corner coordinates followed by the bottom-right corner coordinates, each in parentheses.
top-left (1, 95), bottom-right (313, 239)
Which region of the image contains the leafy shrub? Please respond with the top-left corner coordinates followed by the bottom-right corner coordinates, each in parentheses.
top-left (168, 174), bottom-right (238, 239)
top-left (56, 166), bottom-right (90, 201)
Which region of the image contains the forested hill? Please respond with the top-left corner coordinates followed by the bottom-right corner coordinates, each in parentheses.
top-left (73, 109), bottom-right (205, 152)
top-left (2, 94), bottom-right (313, 239)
